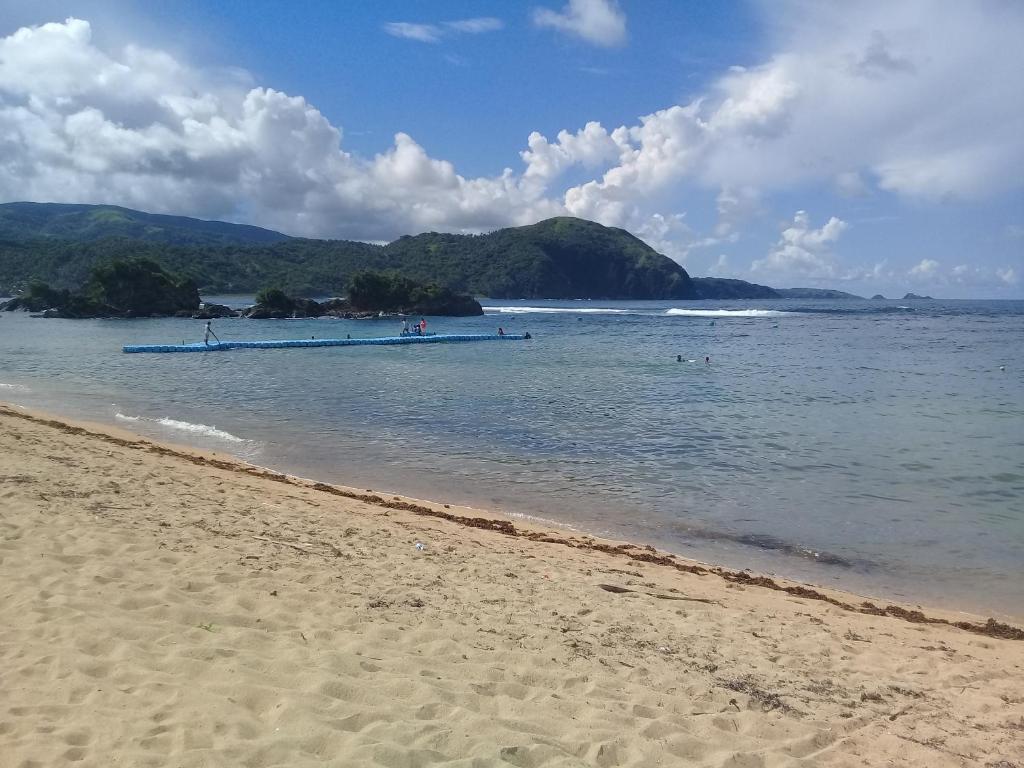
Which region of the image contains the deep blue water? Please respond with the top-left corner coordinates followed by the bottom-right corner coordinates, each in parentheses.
top-left (1, 297), bottom-right (1022, 618)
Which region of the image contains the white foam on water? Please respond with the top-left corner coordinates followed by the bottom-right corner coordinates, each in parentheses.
top-left (115, 411), bottom-right (243, 442)
top-left (156, 417), bottom-right (245, 443)
top-left (0, 381), bottom-right (29, 392)
top-left (665, 308), bottom-right (792, 317)
top-left (483, 306), bottom-right (640, 315)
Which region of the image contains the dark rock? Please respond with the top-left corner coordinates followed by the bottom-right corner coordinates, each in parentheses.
top-left (193, 302), bottom-right (238, 319)
top-left (292, 298), bottom-right (323, 317)
top-left (242, 299), bottom-right (320, 319)
top-left (242, 305), bottom-right (291, 319)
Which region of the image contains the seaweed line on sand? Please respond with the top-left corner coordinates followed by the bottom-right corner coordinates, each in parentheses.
top-left (3, 405), bottom-right (1022, 642)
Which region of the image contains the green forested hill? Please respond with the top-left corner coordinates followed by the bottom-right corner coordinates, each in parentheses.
top-left (0, 210), bottom-right (697, 299)
top-left (0, 203), bottom-right (858, 300)
top-left (0, 202), bottom-right (290, 246)
top-left (381, 218), bottom-right (694, 299)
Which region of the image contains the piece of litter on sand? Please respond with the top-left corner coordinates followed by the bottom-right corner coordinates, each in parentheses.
top-left (415, 542), bottom-right (426, 551)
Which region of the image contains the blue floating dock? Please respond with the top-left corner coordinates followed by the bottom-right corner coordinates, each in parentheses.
top-left (123, 333), bottom-right (527, 353)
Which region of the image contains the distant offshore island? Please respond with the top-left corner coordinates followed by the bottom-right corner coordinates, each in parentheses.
top-left (0, 201), bottom-right (865, 306)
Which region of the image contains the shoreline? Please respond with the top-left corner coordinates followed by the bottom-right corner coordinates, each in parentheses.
top-left (2, 400), bottom-right (1023, 765)
top-left (3, 401), bottom-right (1021, 638)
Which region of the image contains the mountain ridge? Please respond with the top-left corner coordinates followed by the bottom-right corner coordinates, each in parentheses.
top-left (0, 202), bottom-right (860, 300)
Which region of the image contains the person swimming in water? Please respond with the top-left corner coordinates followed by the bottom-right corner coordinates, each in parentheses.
top-left (705, 356), bottom-right (711, 366)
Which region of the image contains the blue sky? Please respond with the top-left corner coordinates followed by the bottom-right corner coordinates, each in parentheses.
top-left (0, 1), bottom-right (1021, 297)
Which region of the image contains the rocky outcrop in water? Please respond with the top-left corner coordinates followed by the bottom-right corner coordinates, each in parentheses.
top-left (192, 303), bottom-right (238, 319)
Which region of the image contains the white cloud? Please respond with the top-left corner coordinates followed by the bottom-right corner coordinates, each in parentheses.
top-left (752, 211), bottom-right (848, 278)
top-left (713, 187), bottom-right (760, 239)
top-left (533, 0), bottom-right (627, 47)
top-left (901, 260), bottom-right (1019, 291)
top-left (0, 19), bottom-right (559, 239)
top-left (835, 171), bottom-right (869, 197)
top-left (909, 258), bottom-right (940, 278)
top-left (706, 254), bottom-right (733, 277)
top-left (444, 18), bottom-right (504, 34)
top-left (997, 267), bottom-right (1018, 285)
top-left (383, 22), bottom-right (442, 43)
top-left (384, 17), bottom-right (504, 43)
top-left (535, 0), bottom-right (1024, 220)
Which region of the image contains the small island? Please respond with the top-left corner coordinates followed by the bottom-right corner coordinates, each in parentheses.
top-left (241, 272), bottom-right (482, 319)
top-left (0, 258), bottom-right (199, 318)
top-left (902, 292), bottom-right (934, 300)
top-left (1, 261), bottom-right (482, 319)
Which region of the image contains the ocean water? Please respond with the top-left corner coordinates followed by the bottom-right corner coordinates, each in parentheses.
top-left (1, 297), bottom-right (1022, 618)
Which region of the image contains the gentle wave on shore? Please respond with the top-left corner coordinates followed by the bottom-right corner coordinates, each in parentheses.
top-left (116, 412), bottom-right (246, 443)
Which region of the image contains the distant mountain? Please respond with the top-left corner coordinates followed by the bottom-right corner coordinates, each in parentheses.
top-left (902, 293), bottom-right (934, 300)
top-left (693, 279), bottom-right (862, 300)
top-left (0, 203), bottom-right (858, 300)
top-left (774, 287), bottom-right (863, 299)
top-left (692, 277), bottom-right (778, 299)
top-left (0, 202), bottom-right (290, 246)
top-left (0, 209), bottom-right (696, 299)
top-left (380, 217), bottom-right (695, 299)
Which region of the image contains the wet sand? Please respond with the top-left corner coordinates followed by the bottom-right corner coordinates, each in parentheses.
top-left (1, 403), bottom-right (1022, 767)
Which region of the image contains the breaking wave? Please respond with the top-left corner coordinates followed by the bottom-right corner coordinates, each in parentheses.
top-left (115, 412), bottom-right (244, 443)
top-left (665, 308), bottom-right (792, 317)
top-left (483, 306), bottom-right (640, 315)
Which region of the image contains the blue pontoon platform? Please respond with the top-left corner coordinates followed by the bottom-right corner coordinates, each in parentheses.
top-left (123, 333), bottom-right (527, 353)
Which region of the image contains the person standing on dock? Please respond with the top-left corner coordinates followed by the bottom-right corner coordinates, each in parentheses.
top-left (204, 321), bottom-right (220, 347)
top-left (419, 318), bottom-right (427, 335)
top-left (401, 319), bottom-right (409, 335)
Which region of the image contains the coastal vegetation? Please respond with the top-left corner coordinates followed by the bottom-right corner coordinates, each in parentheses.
top-left (242, 273), bottom-right (482, 319)
top-left (345, 270), bottom-right (482, 315)
top-left (1, 258), bottom-right (199, 317)
top-left (0, 202), bottom-right (860, 300)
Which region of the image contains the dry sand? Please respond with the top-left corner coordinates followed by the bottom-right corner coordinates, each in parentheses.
top-left (1, 403), bottom-right (1022, 767)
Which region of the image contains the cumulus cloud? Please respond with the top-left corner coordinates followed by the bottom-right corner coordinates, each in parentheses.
top-left (533, 0), bottom-right (1024, 226)
top-left (533, 0), bottom-right (627, 47)
top-left (997, 267), bottom-right (1018, 285)
top-left (910, 261), bottom-right (1019, 288)
top-left (384, 17), bottom-right (503, 43)
top-left (909, 258), bottom-right (940, 278)
top-left (0, 19), bottom-right (561, 239)
top-left (752, 211), bottom-right (848, 278)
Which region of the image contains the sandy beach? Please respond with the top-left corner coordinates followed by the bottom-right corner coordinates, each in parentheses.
top-left (1, 403), bottom-right (1022, 767)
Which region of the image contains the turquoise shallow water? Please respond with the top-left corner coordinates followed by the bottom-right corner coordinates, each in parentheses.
top-left (1, 297), bottom-right (1022, 618)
